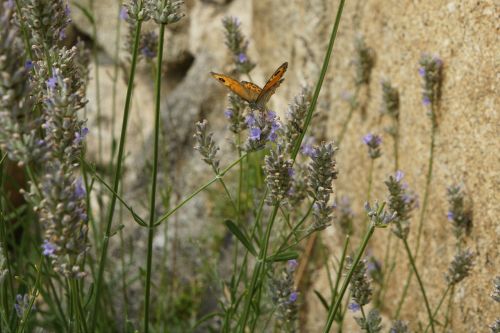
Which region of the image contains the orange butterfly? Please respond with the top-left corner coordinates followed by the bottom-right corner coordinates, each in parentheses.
top-left (210, 62), bottom-right (288, 110)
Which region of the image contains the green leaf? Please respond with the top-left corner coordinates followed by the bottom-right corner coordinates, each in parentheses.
top-left (224, 220), bottom-right (257, 256)
top-left (266, 250), bottom-right (299, 262)
top-left (314, 289), bottom-right (330, 311)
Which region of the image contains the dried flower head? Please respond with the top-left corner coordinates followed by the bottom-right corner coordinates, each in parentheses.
top-left (193, 120), bottom-right (220, 173)
top-left (381, 80), bottom-right (400, 120)
top-left (445, 249), bottom-right (474, 285)
top-left (269, 260), bottom-right (299, 332)
top-left (336, 196), bottom-right (355, 235)
top-left (353, 36), bottom-right (375, 86)
top-left (446, 184), bottom-right (472, 240)
top-left (222, 16), bottom-right (255, 74)
top-left (390, 320), bottom-right (410, 333)
top-left (354, 308), bottom-right (383, 333)
top-left (283, 86), bottom-right (312, 152)
top-left (419, 53), bottom-right (443, 110)
top-left (225, 94), bottom-right (247, 134)
top-left (307, 142), bottom-right (338, 231)
top-left (139, 30), bottom-right (158, 60)
top-left (264, 146), bottom-right (293, 205)
top-left (385, 171), bottom-right (418, 239)
top-left (363, 133), bottom-right (382, 159)
top-left (146, 0), bottom-right (184, 25)
top-left (346, 256), bottom-right (372, 307)
top-left (365, 201), bottom-right (397, 228)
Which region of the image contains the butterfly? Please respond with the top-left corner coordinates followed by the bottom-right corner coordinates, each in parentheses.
top-left (210, 62), bottom-right (288, 110)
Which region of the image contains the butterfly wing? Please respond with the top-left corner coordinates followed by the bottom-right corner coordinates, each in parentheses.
top-left (255, 62), bottom-right (288, 108)
top-left (210, 72), bottom-right (259, 103)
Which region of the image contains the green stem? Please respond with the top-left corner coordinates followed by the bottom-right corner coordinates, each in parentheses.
top-left (144, 22), bottom-right (166, 333)
top-left (17, 256), bottom-right (43, 333)
top-left (331, 236), bottom-right (350, 308)
top-left (237, 205), bottom-right (279, 332)
top-left (359, 306), bottom-right (371, 333)
top-left (423, 284), bottom-right (451, 333)
top-left (323, 224), bottom-right (375, 333)
top-left (401, 238), bottom-right (435, 333)
top-left (90, 13), bottom-right (144, 332)
top-left (396, 114), bottom-right (436, 314)
top-left (154, 153), bottom-right (247, 226)
top-left (290, 0), bottom-right (346, 161)
top-left (337, 85), bottom-right (360, 145)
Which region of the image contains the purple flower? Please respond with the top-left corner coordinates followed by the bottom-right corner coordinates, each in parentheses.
top-left (418, 67), bottom-right (426, 77)
top-left (363, 133), bottom-right (382, 146)
top-left (287, 167), bottom-right (295, 177)
top-left (237, 53), bottom-right (248, 63)
top-left (287, 259), bottom-right (298, 272)
top-left (423, 95), bottom-right (431, 106)
top-left (395, 170), bottom-right (404, 182)
top-left (447, 211), bottom-right (454, 221)
top-left (64, 3), bottom-right (71, 16)
top-left (141, 47), bottom-right (156, 59)
top-left (289, 292), bottom-right (298, 303)
top-left (119, 7), bottom-right (128, 20)
top-left (42, 240), bottom-right (56, 256)
top-left (24, 60), bottom-right (33, 70)
top-left (348, 302), bottom-right (361, 312)
top-left (74, 127), bottom-right (89, 145)
top-left (75, 177), bottom-right (86, 199)
top-left (301, 143), bottom-right (314, 157)
top-left (47, 75), bottom-right (58, 90)
top-left (245, 113), bottom-right (256, 126)
top-left (6, 0), bottom-right (14, 9)
top-left (224, 109), bottom-right (233, 119)
top-left (249, 127), bottom-right (261, 141)
top-left (267, 110), bottom-right (277, 120)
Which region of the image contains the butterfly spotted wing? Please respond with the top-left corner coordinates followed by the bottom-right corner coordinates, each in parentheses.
top-left (210, 72), bottom-right (261, 103)
top-left (255, 62), bottom-right (288, 109)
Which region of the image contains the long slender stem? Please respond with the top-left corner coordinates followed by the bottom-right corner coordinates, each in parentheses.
top-left (396, 115), bottom-right (436, 314)
top-left (401, 238), bottom-right (435, 333)
top-left (360, 306), bottom-right (371, 333)
top-left (323, 224), bottom-right (375, 333)
top-left (144, 22), bottom-right (166, 333)
top-left (90, 13), bottom-right (144, 332)
top-left (423, 284), bottom-right (451, 333)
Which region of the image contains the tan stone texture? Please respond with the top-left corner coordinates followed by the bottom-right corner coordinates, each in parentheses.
top-left (72, 0), bottom-right (499, 331)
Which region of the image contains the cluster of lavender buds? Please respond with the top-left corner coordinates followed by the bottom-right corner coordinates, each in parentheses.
top-left (389, 320), bottom-right (410, 333)
top-left (283, 86), bottom-right (312, 152)
top-left (23, 0), bottom-right (71, 53)
top-left (336, 196), bottom-right (355, 235)
top-left (139, 30), bottom-right (158, 60)
top-left (0, 2), bottom-right (41, 164)
top-left (418, 54), bottom-right (443, 111)
top-left (364, 201), bottom-right (397, 228)
top-left (244, 110), bottom-right (281, 151)
top-left (446, 184), bottom-right (472, 240)
top-left (287, 164), bottom-right (308, 207)
top-left (222, 16), bottom-right (255, 75)
top-left (367, 255), bottom-right (383, 286)
top-left (380, 80), bottom-right (400, 138)
top-left (146, 0), bottom-right (184, 25)
top-left (307, 142), bottom-right (338, 231)
top-left (385, 171), bottom-right (418, 239)
top-left (354, 308), bottom-right (382, 333)
top-left (445, 249), bottom-right (474, 285)
top-left (363, 133), bottom-right (382, 159)
top-left (224, 94), bottom-right (247, 134)
top-left (346, 257), bottom-right (372, 309)
top-left (193, 120), bottom-right (220, 173)
top-left (14, 294), bottom-right (31, 318)
top-left (300, 136), bottom-right (315, 158)
top-left (263, 146), bottom-right (293, 205)
top-left (353, 36), bottom-right (375, 87)
top-left (269, 259), bottom-right (299, 333)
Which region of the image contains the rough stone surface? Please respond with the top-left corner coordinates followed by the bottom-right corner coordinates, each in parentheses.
top-left (72, 0), bottom-right (499, 331)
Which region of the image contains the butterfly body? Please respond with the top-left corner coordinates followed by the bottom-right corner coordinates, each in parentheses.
top-left (210, 62), bottom-right (288, 110)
